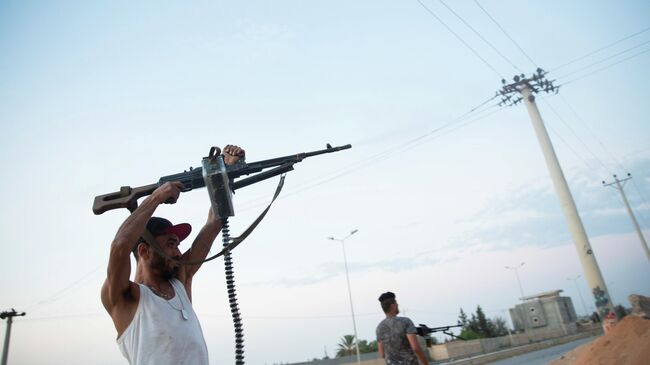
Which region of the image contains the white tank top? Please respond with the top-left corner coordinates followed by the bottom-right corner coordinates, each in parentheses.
top-left (117, 279), bottom-right (208, 365)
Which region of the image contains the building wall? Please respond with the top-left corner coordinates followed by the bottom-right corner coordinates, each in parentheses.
top-left (427, 324), bottom-right (580, 361)
top-left (510, 295), bottom-right (577, 332)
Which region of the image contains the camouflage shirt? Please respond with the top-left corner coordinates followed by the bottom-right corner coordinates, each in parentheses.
top-left (376, 316), bottom-right (419, 365)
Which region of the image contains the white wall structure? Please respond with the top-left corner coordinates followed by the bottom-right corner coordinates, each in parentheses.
top-left (509, 290), bottom-right (578, 333)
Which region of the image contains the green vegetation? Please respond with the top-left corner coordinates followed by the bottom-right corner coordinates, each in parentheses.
top-left (335, 335), bottom-right (378, 357)
top-left (457, 306), bottom-right (511, 339)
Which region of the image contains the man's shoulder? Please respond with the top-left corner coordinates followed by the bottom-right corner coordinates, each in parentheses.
top-left (382, 316), bottom-right (414, 323)
top-left (396, 316), bottom-right (414, 323)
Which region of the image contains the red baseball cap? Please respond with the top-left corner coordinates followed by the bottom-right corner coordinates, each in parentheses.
top-left (146, 217), bottom-right (192, 242)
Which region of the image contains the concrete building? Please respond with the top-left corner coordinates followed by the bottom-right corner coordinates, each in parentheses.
top-left (509, 290), bottom-right (578, 334)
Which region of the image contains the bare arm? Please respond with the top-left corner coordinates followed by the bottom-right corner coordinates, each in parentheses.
top-left (378, 341), bottom-right (385, 358)
top-left (407, 334), bottom-right (429, 365)
top-left (180, 209), bottom-right (222, 292)
top-left (101, 182), bottom-right (182, 333)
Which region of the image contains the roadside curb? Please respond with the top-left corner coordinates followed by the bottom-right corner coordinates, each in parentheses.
top-left (435, 332), bottom-right (600, 365)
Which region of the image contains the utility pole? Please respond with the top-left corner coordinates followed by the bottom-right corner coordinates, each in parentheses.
top-left (497, 69), bottom-right (614, 318)
top-left (1, 309), bottom-right (26, 365)
top-left (602, 173), bottom-right (650, 262)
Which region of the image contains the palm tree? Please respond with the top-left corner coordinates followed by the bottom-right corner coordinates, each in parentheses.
top-left (336, 335), bottom-right (356, 357)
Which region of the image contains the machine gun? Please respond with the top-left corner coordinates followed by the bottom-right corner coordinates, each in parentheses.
top-left (416, 324), bottom-right (466, 344)
top-left (93, 143), bottom-right (351, 365)
top-left (93, 143), bottom-right (351, 215)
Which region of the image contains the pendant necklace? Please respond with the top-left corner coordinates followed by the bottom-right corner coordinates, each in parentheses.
top-left (166, 295), bottom-right (189, 320)
top-left (148, 284), bottom-right (189, 320)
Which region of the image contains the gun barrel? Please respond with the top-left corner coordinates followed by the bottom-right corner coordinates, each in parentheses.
top-left (228, 144), bottom-right (352, 179)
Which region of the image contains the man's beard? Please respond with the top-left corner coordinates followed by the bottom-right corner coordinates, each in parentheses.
top-left (150, 252), bottom-right (180, 280)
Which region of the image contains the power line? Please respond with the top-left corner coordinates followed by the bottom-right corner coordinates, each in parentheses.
top-left (438, 0), bottom-right (521, 71)
top-left (540, 97), bottom-right (612, 174)
top-left (559, 47), bottom-right (650, 86)
top-left (558, 94), bottom-right (627, 173)
top-left (629, 178), bottom-right (650, 229)
top-left (19, 312), bottom-right (103, 322)
top-left (542, 97), bottom-right (650, 229)
top-left (23, 265), bottom-right (102, 312)
top-left (473, 0), bottom-right (537, 68)
top-left (552, 26), bottom-right (650, 72)
top-left (238, 96), bottom-right (501, 211)
top-left (556, 95), bottom-right (650, 230)
top-left (544, 120), bottom-right (597, 173)
top-left (253, 105), bottom-right (501, 204)
top-left (556, 39), bottom-right (650, 80)
top-left (415, 0), bottom-right (503, 78)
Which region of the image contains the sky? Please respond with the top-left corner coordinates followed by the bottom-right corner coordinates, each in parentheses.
top-left (1, 0), bottom-right (650, 364)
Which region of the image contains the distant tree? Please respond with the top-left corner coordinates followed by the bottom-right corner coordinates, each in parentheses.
top-left (476, 306), bottom-right (493, 337)
top-left (359, 339), bottom-right (378, 353)
top-left (458, 307), bottom-right (512, 339)
top-left (336, 335), bottom-right (356, 357)
top-left (458, 308), bottom-right (469, 327)
top-left (459, 327), bottom-right (483, 340)
top-left (468, 313), bottom-right (480, 334)
top-left (492, 316), bottom-right (510, 337)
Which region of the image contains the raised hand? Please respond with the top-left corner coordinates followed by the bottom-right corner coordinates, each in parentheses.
top-left (223, 144), bottom-right (245, 165)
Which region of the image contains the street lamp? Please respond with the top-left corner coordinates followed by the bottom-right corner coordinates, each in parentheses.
top-left (505, 262), bottom-right (526, 301)
top-left (327, 229), bottom-right (360, 365)
top-left (567, 275), bottom-right (589, 317)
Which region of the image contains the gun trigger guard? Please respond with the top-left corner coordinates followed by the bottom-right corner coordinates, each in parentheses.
top-left (208, 146), bottom-right (221, 161)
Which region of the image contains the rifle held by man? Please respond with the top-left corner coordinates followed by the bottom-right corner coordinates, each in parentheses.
top-left (92, 143), bottom-right (351, 215)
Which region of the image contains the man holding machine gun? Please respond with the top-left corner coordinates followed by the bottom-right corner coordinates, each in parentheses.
top-left (100, 144), bottom-right (245, 365)
top-left (376, 292), bottom-right (429, 365)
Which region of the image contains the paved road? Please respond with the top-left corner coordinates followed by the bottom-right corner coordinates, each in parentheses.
top-left (484, 336), bottom-right (597, 365)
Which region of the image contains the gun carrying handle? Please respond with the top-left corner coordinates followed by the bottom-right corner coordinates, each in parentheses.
top-left (92, 183), bottom-right (159, 215)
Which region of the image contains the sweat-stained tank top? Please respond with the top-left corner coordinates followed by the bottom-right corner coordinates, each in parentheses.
top-left (116, 278), bottom-right (208, 365)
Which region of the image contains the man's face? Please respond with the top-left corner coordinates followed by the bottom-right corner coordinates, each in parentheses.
top-left (394, 302), bottom-right (400, 315)
top-left (148, 234), bottom-right (182, 279)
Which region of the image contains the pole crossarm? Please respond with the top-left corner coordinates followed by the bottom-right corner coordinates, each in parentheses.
top-left (496, 68), bottom-right (560, 107)
top-left (0, 310), bottom-right (25, 320)
top-left (602, 173), bottom-right (633, 189)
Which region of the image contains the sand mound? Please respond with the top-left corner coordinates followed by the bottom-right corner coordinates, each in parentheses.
top-left (550, 316), bottom-right (650, 365)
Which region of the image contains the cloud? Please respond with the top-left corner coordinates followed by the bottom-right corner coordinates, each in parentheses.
top-left (591, 202), bottom-right (650, 217)
top-left (453, 157), bottom-right (650, 249)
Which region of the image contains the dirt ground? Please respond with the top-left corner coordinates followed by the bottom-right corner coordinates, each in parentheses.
top-left (550, 316), bottom-right (650, 365)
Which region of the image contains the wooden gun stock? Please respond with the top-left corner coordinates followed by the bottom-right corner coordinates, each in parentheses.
top-left (92, 183), bottom-right (158, 215)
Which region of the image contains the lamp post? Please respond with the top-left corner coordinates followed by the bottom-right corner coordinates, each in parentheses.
top-left (505, 262), bottom-right (526, 301)
top-left (567, 275), bottom-right (589, 317)
top-left (327, 229), bottom-right (361, 365)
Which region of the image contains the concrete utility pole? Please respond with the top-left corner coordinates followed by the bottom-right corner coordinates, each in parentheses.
top-left (327, 229), bottom-right (361, 365)
top-left (1, 309), bottom-right (26, 365)
top-left (497, 69), bottom-right (614, 318)
top-left (504, 262), bottom-right (526, 301)
top-left (602, 173), bottom-right (650, 262)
